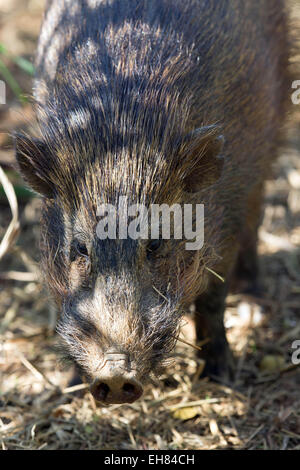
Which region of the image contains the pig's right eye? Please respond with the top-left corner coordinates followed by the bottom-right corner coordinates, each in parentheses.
top-left (146, 239), bottom-right (162, 259)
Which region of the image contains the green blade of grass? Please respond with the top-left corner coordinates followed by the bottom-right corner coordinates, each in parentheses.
top-left (0, 184), bottom-right (34, 202)
top-left (12, 57), bottom-right (35, 76)
top-left (0, 43), bottom-right (7, 54)
top-left (0, 57), bottom-right (23, 100)
top-left (0, 43), bottom-right (35, 76)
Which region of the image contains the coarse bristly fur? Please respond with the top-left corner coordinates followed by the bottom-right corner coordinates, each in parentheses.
top-left (15, 0), bottom-right (291, 386)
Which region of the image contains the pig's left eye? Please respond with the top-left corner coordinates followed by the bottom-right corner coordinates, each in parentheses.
top-left (70, 240), bottom-right (89, 261)
top-left (76, 241), bottom-right (89, 257)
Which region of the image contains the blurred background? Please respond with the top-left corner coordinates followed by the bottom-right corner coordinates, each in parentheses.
top-left (0, 0), bottom-right (300, 450)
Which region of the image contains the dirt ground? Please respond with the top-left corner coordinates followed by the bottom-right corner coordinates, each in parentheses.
top-left (1, 0), bottom-right (300, 450)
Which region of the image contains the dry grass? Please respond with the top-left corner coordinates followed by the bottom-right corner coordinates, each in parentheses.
top-left (1, 0), bottom-right (300, 451)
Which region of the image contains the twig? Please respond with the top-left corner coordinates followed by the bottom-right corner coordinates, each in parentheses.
top-left (0, 165), bottom-right (20, 260)
top-left (197, 337), bottom-right (211, 348)
top-left (243, 424), bottom-right (265, 447)
top-left (12, 246), bottom-right (40, 277)
top-left (0, 299), bottom-right (19, 334)
top-left (62, 383), bottom-right (89, 394)
top-left (0, 271), bottom-right (38, 281)
top-left (278, 324), bottom-right (300, 346)
top-left (18, 352), bottom-right (56, 388)
top-left (255, 363), bottom-right (300, 385)
top-left (176, 336), bottom-right (203, 352)
top-left (169, 398), bottom-right (221, 410)
top-left (152, 285), bottom-right (169, 303)
top-left (279, 363), bottom-right (300, 375)
top-left (205, 267), bottom-right (225, 283)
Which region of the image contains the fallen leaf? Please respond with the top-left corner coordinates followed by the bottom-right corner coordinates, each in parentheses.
top-left (259, 355), bottom-right (286, 373)
top-left (172, 407), bottom-right (199, 421)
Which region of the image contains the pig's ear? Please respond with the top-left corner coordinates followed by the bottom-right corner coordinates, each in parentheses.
top-left (180, 125), bottom-right (225, 193)
top-left (15, 134), bottom-right (54, 198)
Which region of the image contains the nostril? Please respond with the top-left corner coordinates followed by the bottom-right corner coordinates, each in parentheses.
top-left (123, 382), bottom-right (135, 394)
top-left (122, 382), bottom-right (143, 402)
top-left (93, 382), bottom-right (110, 402)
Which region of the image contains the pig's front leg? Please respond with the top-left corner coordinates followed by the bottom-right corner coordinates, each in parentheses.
top-left (194, 280), bottom-right (234, 383)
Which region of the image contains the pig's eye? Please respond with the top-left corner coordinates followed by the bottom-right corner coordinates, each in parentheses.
top-left (146, 239), bottom-right (162, 258)
top-left (70, 240), bottom-right (89, 261)
top-left (76, 241), bottom-right (89, 257)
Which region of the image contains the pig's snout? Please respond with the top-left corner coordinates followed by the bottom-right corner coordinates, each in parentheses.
top-left (90, 351), bottom-right (143, 404)
top-left (90, 375), bottom-right (143, 404)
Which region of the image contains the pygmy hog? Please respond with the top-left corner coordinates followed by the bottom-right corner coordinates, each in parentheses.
top-left (15, 0), bottom-right (290, 404)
